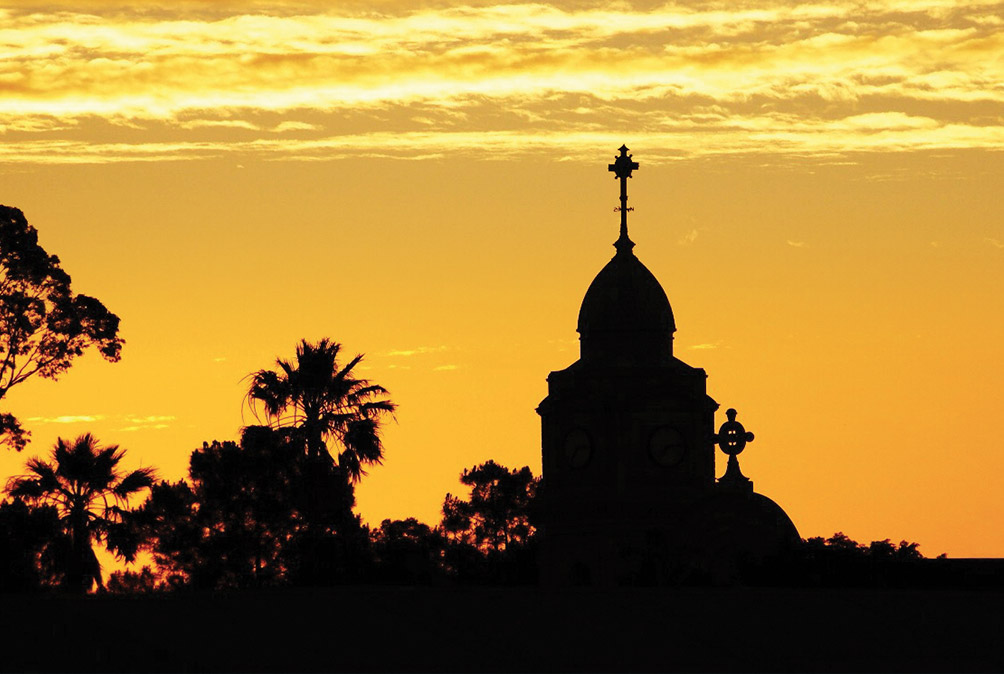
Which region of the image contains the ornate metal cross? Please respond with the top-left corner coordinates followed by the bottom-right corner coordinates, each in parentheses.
top-left (608, 145), bottom-right (638, 251)
top-left (713, 408), bottom-right (755, 492)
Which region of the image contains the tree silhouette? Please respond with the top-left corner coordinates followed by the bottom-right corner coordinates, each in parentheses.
top-left (106, 565), bottom-right (162, 594)
top-left (370, 518), bottom-right (447, 584)
top-left (800, 532), bottom-right (934, 587)
top-left (130, 426), bottom-right (360, 589)
top-left (441, 461), bottom-right (540, 583)
top-left (6, 433), bottom-right (154, 592)
top-left (245, 338), bottom-right (395, 482)
top-left (0, 498), bottom-right (61, 591)
top-left (443, 461), bottom-right (538, 552)
top-left (0, 206), bottom-right (124, 451)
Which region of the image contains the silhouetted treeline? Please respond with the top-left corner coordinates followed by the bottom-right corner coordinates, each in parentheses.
top-left (125, 426), bottom-right (365, 590)
top-left (4, 429), bottom-right (998, 593)
top-left (114, 447), bottom-right (540, 590)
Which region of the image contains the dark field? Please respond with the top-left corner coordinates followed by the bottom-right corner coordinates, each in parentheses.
top-left (2, 586), bottom-right (1002, 672)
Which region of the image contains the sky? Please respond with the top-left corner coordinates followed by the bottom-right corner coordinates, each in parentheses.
top-left (1, 0), bottom-right (1002, 560)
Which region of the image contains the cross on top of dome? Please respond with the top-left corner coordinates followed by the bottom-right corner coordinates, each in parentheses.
top-left (608, 145), bottom-right (639, 254)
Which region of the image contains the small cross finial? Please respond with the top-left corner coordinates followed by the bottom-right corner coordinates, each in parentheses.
top-left (713, 408), bottom-right (755, 492)
top-left (608, 145), bottom-right (639, 253)
top-left (608, 145), bottom-right (638, 179)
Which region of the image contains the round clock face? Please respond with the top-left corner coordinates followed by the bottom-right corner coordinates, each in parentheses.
top-left (649, 427), bottom-right (686, 467)
top-left (563, 428), bottom-right (592, 468)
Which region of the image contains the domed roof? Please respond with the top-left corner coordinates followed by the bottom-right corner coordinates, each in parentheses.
top-left (577, 247), bottom-right (675, 335)
top-left (576, 241), bottom-right (676, 365)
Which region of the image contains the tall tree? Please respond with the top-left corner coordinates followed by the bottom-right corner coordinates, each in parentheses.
top-left (442, 461), bottom-right (539, 553)
top-left (441, 461), bottom-right (540, 584)
top-left (0, 206), bottom-right (124, 451)
top-left (6, 433), bottom-right (154, 592)
top-left (130, 426), bottom-right (360, 589)
top-left (245, 338), bottom-right (395, 481)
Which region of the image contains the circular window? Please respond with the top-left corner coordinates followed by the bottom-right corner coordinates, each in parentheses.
top-left (649, 427), bottom-right (686, 467)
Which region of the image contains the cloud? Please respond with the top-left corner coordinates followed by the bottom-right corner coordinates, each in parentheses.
top-left (5, 121), bottom-right (1003, 165)
top-left (985, 237), bottom-right (1004, 248)
top-left (787, 240), bottom-right (807, 248)
top-left (688, 342), bottom-right (722, 350)
top-left (25, 414), bottom-right (104, 424)
top-left (678, 229), bottom-right (699, 245)
top-left (115, 414), bottom-right (176, 432)
top-left (126, 415), bottom-right (175, 424)
top-left (384, 345), bottom-right (449, 357)
top-left (117, 425), bottom-right (171, 432)
top-left (178, 119), bottom-right (259, 131)
top-left (23, 413), bottom-right (175, 432)
top-left (273, 121), bottom-right (321, 133)
top-left (433, 364), bottom-right (460, 371)
top-left (2, 1), bottom-right (1003, 162)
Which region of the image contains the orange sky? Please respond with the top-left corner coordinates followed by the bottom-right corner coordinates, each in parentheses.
top-left (1, 0), bottom-right (1003, 560)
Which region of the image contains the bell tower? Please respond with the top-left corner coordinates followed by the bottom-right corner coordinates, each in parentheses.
top-left (537, 147), bottom-right (720, 585)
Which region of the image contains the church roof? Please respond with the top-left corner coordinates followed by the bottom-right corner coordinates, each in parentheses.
top-left (574, 146), bottom-right (677, 366)
top-left (577, 244), bottom-right (676, 337)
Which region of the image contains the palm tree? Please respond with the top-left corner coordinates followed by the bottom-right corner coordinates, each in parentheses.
top-left (245, 338), bottom-right (396, 482)
top-left (6, 433), bottom-right (155, 593)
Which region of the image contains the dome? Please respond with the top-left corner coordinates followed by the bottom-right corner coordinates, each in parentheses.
top-left (576, 243), bottom-right (676, 365)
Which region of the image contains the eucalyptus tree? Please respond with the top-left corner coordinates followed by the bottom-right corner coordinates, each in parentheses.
top-left (0, 206), bottom-right (124, 451)
top-left (6, 433), bottom-right (155, 592)
top-left (245, 338), bottom-right (396, 482)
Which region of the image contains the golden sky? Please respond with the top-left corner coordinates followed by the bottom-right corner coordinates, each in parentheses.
top-left (1, 0), bottom-right (1003, 559)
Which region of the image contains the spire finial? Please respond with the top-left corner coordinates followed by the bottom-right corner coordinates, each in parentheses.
top-left (608, 145), bottom-right (639, 254)
top-left (713, 408), bottom-right (755, 493)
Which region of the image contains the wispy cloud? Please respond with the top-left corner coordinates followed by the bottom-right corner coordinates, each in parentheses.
top-left (273, 121), bottom-right (321, 133)
top-left (787, 240), bottom-right (808, 248)
top-left (25, 414), bottom-right (105, 424)
top-left (678, 229), bottom-right (699, 245)
top-left (688, 341), bottom-right (724, 350)
top-left (2, 1), bottom-right (1002, 163)
top-left (116, 415), bottom-right (176, 432)
top-left (126, 415), bottom-right (175, 424)
top-left (985, 237), bottom-right (1004, 248)
top-left (24, 413), bottom-right (175, 432)
top-left (433, 364), bottom-right (460, 371)
top-left (384, 345), bottom-right (449, 357)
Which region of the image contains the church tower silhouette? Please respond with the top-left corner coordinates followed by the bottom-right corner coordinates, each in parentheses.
top-left (538, 147), bottom-right (799, 585)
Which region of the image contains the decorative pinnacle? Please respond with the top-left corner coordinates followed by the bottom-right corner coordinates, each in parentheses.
top-left (608, 145), bottom-right (638, 254)
top-left (713, 408), bottom-right (755, 492)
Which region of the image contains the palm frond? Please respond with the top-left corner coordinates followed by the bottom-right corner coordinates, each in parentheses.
top-left (359, 400), bottom-right (397, 416)
top-left (335, 353), bottom-right (364, 381)
top-left (348, 383), bottom-right (390, 398)
top-left (344, 418), bottom-right (383, 466)
top-left (7, 475), bottom-right (43, 499)
top-left (338, 449), bottom-right (363, 482)
top-left (113, 467), bottom-right (156, 501)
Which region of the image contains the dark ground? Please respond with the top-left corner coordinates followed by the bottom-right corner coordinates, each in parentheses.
top-left (2, 586), bottom-right (1002, 672)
